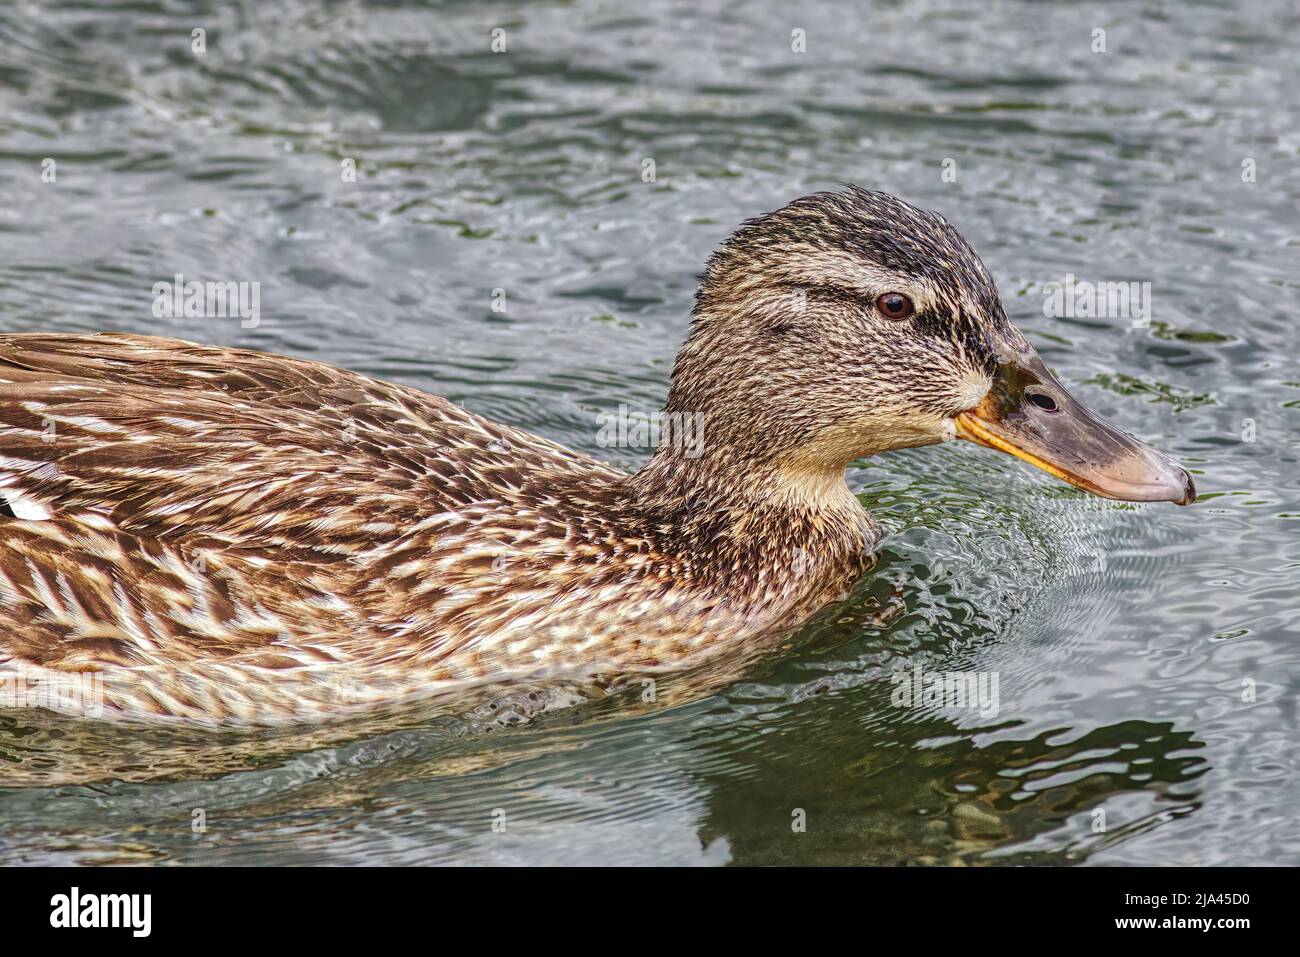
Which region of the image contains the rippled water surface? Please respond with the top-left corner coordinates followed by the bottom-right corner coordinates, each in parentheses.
top-left (0, 0), bottom-right (1296, 865)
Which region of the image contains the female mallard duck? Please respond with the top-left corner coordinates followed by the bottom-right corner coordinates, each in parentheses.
top-left (0, 187), bottom-right (1193, 726)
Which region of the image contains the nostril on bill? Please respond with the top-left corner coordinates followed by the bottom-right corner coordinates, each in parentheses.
top-left (1025, 389), bottom-right (1059, 413)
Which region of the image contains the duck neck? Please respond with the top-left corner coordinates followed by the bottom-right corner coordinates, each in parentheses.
top-left (623, 437), bottom-right (878, 595)
top-left (627, 441), bottom-right (857, 514)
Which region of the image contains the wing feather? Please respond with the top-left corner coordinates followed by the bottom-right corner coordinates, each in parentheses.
top-left (0, 333), bottom-right (624, 686)
top-left (0, 333), bottom-right (619, 553)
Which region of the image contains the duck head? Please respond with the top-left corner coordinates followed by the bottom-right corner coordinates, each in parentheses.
top-left (654, 186), bottom-right (1194, 506)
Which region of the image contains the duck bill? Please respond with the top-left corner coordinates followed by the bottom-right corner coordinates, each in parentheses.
top-left (954, 348), bottom-right (1196, 505)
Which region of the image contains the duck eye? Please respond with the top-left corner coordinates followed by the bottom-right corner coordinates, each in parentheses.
top-left (875, 292), bottom-right (914, 320)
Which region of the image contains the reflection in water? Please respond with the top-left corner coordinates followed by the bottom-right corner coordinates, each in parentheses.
top-left (0, 677), bottom-right (1208, 866)
top-left (696, 701), bottom-right (1207, 866)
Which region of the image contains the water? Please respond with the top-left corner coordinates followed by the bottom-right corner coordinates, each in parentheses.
top-left (0, 0), bottom-right (1296, 865)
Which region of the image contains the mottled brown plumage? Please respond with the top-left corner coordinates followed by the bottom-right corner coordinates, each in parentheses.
top-left (0, 187), bottom-right (1145, 726)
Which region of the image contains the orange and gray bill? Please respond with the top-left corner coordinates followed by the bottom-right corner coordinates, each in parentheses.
top-left (956, 346), bottom-right (1195, 505)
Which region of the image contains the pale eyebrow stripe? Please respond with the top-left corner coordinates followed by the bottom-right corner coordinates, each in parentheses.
top-left (771, 247), bottom-right (945, 312)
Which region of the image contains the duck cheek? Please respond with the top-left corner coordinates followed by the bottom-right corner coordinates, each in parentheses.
top-left (952, 368), bottom-right (995, 413)
top-left (864, 411), bottom-right (954, 453)
top-left (803, 413), bottom-right (936, 462)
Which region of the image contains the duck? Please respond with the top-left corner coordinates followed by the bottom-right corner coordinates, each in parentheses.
top-left (0, 187), bottom-right (1194, 727)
